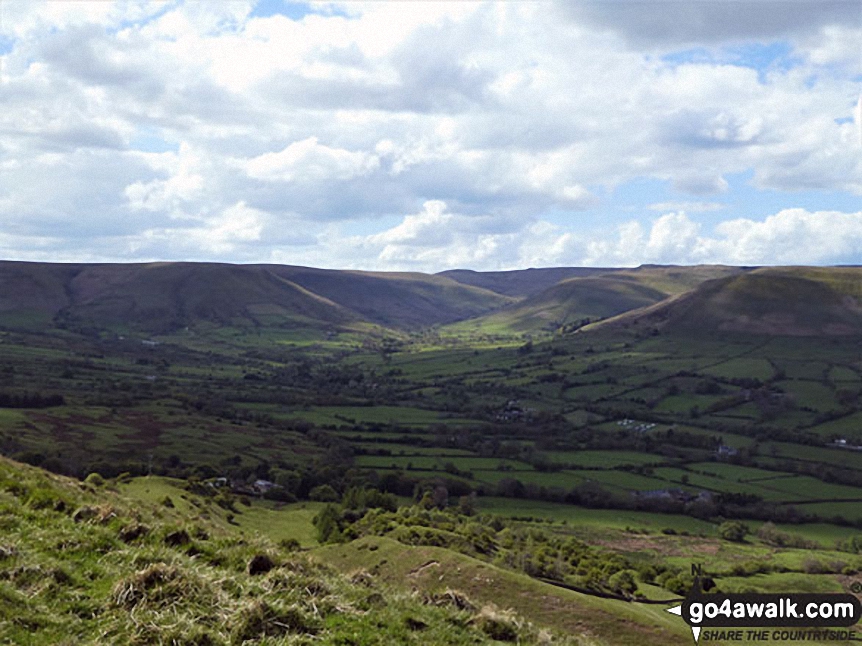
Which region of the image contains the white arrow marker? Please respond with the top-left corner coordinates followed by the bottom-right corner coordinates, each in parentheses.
top-left (666, 605), bottom-right (701, 643)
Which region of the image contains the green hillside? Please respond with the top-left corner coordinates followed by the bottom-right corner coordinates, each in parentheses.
top-left (596, 266), bottom-right (862, 336)
top-left (0, 261), bottom-right (513, 334)
top-left (0, 455), bottom-right (593, 645)
top-left (318, 536), bottom-right (687, 646)
top-left (449, 265), bottom-right (744, 334)
top-left (438, 267), bottom-right (615, 298)
top-left (270, 265), bottom-right (515, 329)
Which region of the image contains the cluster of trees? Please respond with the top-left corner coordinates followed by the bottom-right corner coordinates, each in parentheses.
top-left (315, 496), bottom-right (664, 598)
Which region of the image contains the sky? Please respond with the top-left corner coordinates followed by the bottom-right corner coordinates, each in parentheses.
top-left (0, 0), bottom-right (860, 271)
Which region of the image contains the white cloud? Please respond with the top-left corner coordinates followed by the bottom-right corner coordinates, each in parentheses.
top-left (0, 0), bottom-right (861, 268)
top-left (564, 1), bottom-right (862, 47)
top-left (712, 209), bottom-right (862, 265)
top-left (648, 201), bottom-right (724, 212)
top-left (246, 137), bottom-right (379, 182)
top-left (803, 25), bottom-right (862, 72)
top-left (583, 209), bottom-right (862, 267)
top-left (856, 95), bottom-right (862, 147)
top-left (125, 144), bottom-right (205, 213)
top-left (189, 201), bottom-right (267, 254)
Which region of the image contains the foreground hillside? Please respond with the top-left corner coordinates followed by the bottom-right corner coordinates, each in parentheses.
top-left (0, 455), bottom-right (589, 645)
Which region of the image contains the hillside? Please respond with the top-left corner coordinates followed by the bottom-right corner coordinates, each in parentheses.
top-left (449, 265), bottom-right (744, 334)
top-left (0, 455), bottom-right (591, 645)
top-left (318, 536), bottom-right (687, 646)
top-left (438, 267), bottom-right (615, 298)
top-left (0, 261), bottom-right (513, 334)
top-left (30, 261), bottom-right (862, 340)
top-left (268, 265), bottom-right (515, 329)
top-left (595, 266), bottom-right (862, 336)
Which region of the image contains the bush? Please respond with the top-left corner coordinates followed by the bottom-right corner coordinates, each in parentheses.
top-left (608, 569), bottom-right (638, 596)
top-left (84, 472), bottom-right (105, 487)
top-left (112, 564), bottom-right (214, 610)
top-left (718, 521), bottom-right (749, 543)
top-left (803, 558), bottom-right (827, 574)
top-left (309, 485), bottom-right (339, 502)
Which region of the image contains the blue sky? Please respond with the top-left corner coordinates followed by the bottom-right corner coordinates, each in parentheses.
top-left (0, 0), bottom-right (860, 270)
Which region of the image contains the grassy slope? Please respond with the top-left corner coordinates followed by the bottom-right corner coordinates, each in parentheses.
top-left (316, 535), bottom-right (686, 646)
top-left (449, 265), bottom-right (744, 334)
top-left (118, 476), bottom-right (325, 547)
top-left (0, 261), bottom-right (515, 333)
top-left (0, 457), bottom-right (585, 645)
top-left (595, 266), bottom-right (862, 336)
top-left (0, 261), bottom-right (80, 326)
top-left (271, 265), bottom-right (515, 329)
top-left (438, 268), bottom-right (616, 298)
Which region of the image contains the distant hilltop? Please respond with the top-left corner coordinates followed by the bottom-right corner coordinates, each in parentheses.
top-left (0, 260), bottom-right (861, 337)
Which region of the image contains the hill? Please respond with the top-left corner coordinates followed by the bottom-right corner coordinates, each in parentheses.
top-left (449, 265), bottom-right (744, 334)
top-left (438, 267), bottom-right (615, 298)
top-left (6, 261), bottom-right (862, 338)
top-left (594, 266), bottom-right (862, 336)
top-left (0, 261), bottom-right (513, 334)
top-left (0, 455), bottom-right (591, 645)
top-left (268, 265), bottom-right (514, 329)
top-left (317, 536), bottom-right (686, 646)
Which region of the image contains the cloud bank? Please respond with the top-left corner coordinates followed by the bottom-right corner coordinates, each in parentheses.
top-left (0, 0), bottom-right (859, 270)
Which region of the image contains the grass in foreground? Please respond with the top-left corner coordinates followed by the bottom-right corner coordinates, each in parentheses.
top-left (0, 456), bottom-right (588, 645)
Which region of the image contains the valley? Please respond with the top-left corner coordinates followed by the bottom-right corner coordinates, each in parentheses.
top-left (1, 260), bottom-right (861, 644)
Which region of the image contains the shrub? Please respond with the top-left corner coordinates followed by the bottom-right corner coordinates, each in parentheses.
top-left (803, 558), bottom-right (827, 574)
top-left (309, 485), bottom-right (339, 502)
top-left (84, 473), bottom-right (105, 487)
top-left (26, 488), bottom-right (68, 511)
top-left (718, 521), bottom-right (749, 543)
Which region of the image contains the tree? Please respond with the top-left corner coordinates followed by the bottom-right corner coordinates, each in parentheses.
top-left (309, 484), bottom-right (339, 502)
top-left (608, 569), bottom-right (638, 597)
top-left (313, 504), bottom-right (343, 543)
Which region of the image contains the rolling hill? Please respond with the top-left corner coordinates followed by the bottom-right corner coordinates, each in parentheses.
top-left (438, 267), bottom-right (616, 298)
top-left (4, 261), bottom-right (862, 339)
top-left (447, 265), bottom-right (745, 334)
top-left (0, 261), bottom-right (514, 334)
top-left (0, 455), bottom-right (597, 645)
top-left (594, 266), bottom-right (862, 336)
top-left (267, 265), bottom-right (515, 329)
